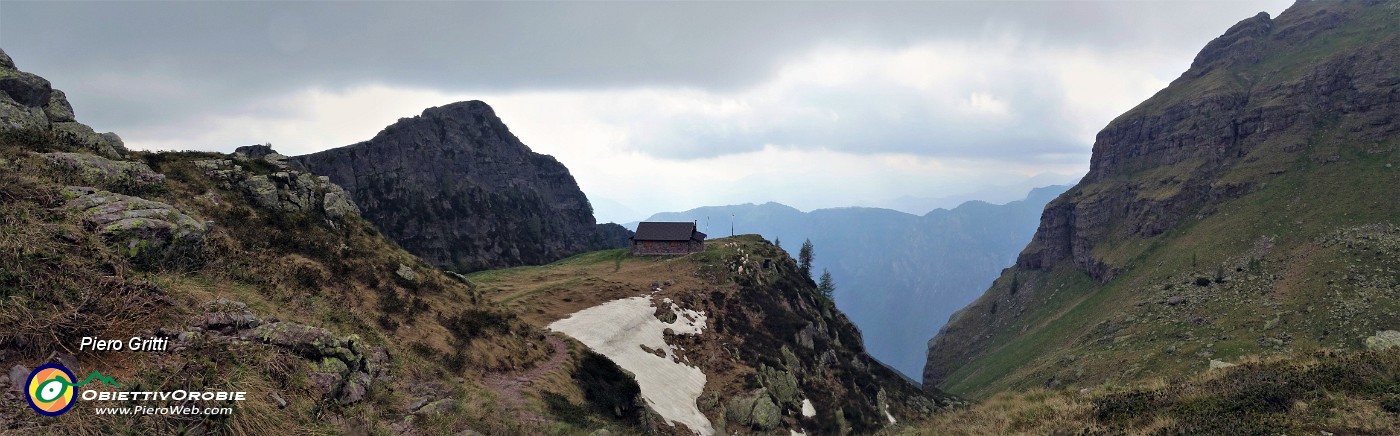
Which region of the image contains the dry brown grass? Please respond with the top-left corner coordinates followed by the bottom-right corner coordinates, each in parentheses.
top-left (905, 349), bottom-right (1400, 435)
top-left (0, 131), bottom-right (554, 433)
top-left (901, 389), bottom-right (1103, 435)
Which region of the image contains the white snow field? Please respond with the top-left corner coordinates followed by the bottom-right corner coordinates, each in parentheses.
top-left (548, 296), bottom-right (714, 435)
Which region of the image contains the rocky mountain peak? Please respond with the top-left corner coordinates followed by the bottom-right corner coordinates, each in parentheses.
top-left (422, 99), bottom-right (495, 118)
top-left (292, 101), bottom-right (629, 272)
top-left (1188, 11), bottom-right (1273, 75)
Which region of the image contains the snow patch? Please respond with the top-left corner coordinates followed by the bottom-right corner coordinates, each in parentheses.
top-left (801, 399), bottom-right (816, 417)
top-left (886, 410), bottom-right (897, 424)
top-left (549, 296), bottom-right (713, 435)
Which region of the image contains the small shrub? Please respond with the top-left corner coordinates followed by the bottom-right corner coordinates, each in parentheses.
top-left (575, 351), bottom-right (642, 424)
top-left (1380, 394), bottom-right (1400, 413)
top-left (1195, 277), bottom-right (1213, 287)
top-left (440, 308), bottom-right (512, 345)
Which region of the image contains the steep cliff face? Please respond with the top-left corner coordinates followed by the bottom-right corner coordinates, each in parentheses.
top-left (292, 101), bottom-right (626, 272)
top-left (1018, 0), bottom-right (1398, 283)
top-left (926, 0), bottom-right (1400, 397)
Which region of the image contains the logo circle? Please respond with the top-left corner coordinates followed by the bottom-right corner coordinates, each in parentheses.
top-left (25, 363), bottom-right (76, 416)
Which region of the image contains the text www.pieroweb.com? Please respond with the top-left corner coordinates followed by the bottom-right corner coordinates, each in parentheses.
top-left (92, 405), bottom-right (233, 415)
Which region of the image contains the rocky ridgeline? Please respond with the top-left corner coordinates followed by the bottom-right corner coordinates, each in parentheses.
top-left (924, 0), bottom-right (1400, 393)
top-left (1015, 1), bottom-right (1400, 283)
top-left (0, 48), bottom-right (126, 159)
top-left (695, 239), bottom-right (959, 434)
top-left (291, 101), bottom-right (630, 273)
top-left (194, 144), bottom-right (360, 221)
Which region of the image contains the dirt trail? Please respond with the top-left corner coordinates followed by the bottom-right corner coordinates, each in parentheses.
top-left (482, 335), bottom-right (570, 425)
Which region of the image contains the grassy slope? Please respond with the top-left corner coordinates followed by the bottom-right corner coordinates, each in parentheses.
top-left (0, 128), bottom-right (567, 434)
top-left (935, 0), bottom-right (1400, 399)
top-left (902, 350), bottom-right (1400, 435)
top-left (904, 2), bottom-right (1400, 432)
top-left (943, 136), bottom-right (1400, 398)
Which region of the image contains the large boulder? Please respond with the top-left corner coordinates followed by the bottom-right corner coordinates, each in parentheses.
top-left (749, 396), bottom-right (782, 430)
top-left (61, 187), bottom-right (207, 269)
top-left (42, 152), bottom-right (164, 193)
top-left (0, 98), bottom-right (47, 130)
top-left (44, 89), bottom-right (75, 123)
top-left (0, 48), bottom-right (127, 155)
top-left (0, 68), bottom-right (52, 108)
top-left (1366, 330), bottom-right (1400, 351)
top-left (0, 49), bottom-right (14, 71)
top-left (757, 364), bottom-right (801, 408)
top-left (51, 121), bottom-right (122, 159)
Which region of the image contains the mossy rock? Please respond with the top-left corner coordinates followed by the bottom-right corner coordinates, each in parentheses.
top-left (42, 152), bottom-right (164, 194)
top-left (1366, 330), bottom-right (1400, 350)
top-left (62, 186), bottom-right (207, 270)
top-left (758, 364), bottom-right (801, 407)
top-left (724, 394), bottom-right (757, 425)
top-left (749, 396), bottom-right (781, 430)
top-left (50, 121), bottom-right (121, 159)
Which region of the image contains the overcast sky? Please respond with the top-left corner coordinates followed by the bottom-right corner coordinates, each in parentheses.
top-left (1, 0), bottom-right (1292, 223)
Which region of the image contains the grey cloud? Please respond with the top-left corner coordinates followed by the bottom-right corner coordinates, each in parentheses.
top-left (618, 63), bottom-right (1083, 162)
top-left (1, 1), bottom-right (1290, 157)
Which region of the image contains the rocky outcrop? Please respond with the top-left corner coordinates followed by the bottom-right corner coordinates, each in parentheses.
top-left (194, 146), bottom-right (360, 221)
top-left (188, 300), bottom-right (387, 405)
top-left (1365, 330), bottom-right (1400, 351)
top-left (291, 101), bottom-right (629, 272)
top-left (60, 186), bottom-right (207, 269)
top-left (247, 321), bottom-right (380, 404)
top-left (41, 152), bottom-right (165, 193)
top-left (0, 48), bottom-right (126, 159)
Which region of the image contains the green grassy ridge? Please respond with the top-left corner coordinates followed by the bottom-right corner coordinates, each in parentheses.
top-left (933, 0), bottom-right (1400, 399)
top-left (907, 348), bottom-right (1400, 435)
top-left (939, 130), bottom-right (1400, 398)
top-left (1120, 0), bottom-right (1400, 122)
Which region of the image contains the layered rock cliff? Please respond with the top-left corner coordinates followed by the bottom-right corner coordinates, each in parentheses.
top-left (291, 101), bottom-right (628, 272)
top-left (925, 0), bottom-right (1400, 397)
top-left (1017, 0), bottom-right (1399, 284)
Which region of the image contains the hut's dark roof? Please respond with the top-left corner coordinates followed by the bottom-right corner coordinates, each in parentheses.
top-left (633, 222), bottom-right (705, 242)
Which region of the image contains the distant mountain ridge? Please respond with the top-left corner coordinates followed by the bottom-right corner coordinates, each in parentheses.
top-left (291, 101), bottom-right (629, 272)
top-left (640, 185), bottom-right (1070, 378)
